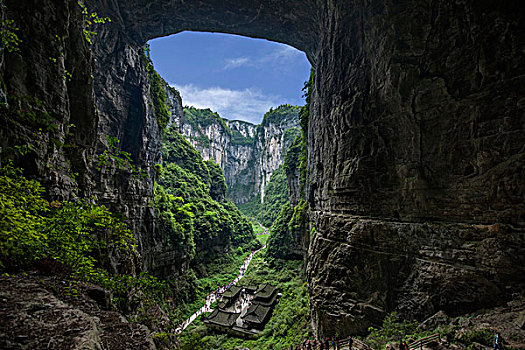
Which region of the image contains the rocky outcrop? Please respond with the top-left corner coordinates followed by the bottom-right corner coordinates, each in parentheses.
top-left (306, 0), bottom-right (525, 337)
top-left (2, 0), bottom-right (524, 341)
top-left (0, 0), bottom-right (96, 201)
top-left (0, 273), bottom-right (156, 350)
top-left (171, 106), bottom-right (300, 204)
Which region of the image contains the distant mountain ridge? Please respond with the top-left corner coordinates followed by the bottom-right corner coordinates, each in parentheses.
top-left (167, 101), bottom-right (300, 204)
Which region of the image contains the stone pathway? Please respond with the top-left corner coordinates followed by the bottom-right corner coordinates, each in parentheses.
top-left (174, 245), bottom-right (267, 334)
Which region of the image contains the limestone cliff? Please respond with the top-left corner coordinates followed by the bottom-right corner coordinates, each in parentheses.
top-left (170, 105), bottom-right (300, 204)
top-left (1, 0), bottom-right (524, 343)
top-left (305, 0), bottom-right (525, 337)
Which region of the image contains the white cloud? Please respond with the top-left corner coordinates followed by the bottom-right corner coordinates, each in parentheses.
top-left (172, 84), bottom-right (281, 124)
top-left (223, 44), bottom-right (305, 71)
top-left (223, 57), bottom-right (250, 69)
top-left (265, 45), bottom-right (303, 61)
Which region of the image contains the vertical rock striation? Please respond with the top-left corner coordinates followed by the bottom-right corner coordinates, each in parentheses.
top-left (2, 0), bottom-right (524, 340)
top-left (1, 0), bottom-right (95, 201)
top-left (306, 0), bottom-right (525, 336)
top-left (170, 105), bottom-right (300, 204)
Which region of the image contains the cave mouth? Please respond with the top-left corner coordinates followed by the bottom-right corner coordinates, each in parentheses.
top-left (146, 31), bottom-right (312, 341)
top-left (147, 31), bottom-right (311, 125)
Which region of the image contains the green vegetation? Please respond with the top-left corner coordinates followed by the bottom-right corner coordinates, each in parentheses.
top-left (252, 222), bottom-right (265, 234)
top-left (97, 135), bottom-right (147, 179)
top-left (284, 126), bottom-right (301, 145)
top-left (362, 313), bottom-right (425, 350)
top-left (0, 156), bottom-right (132, 276)
top-left (284, 133), bottom-right (307, 197)
top-left (267, 207), bottom-right (307, 261)
top-left (171, 248), bottom-right (253, 325)
top-left (154, 184), bottom-right (195, 255)
top-left (182, 107), bottom-right (257, 148)
top-left (359, 312), bottom-right (499, 350)
top-left (261, 104), bottom-right (301, 127)
top-left (205, 159), bottom-right (227, 201)
top-left (265, 140), bottom-right (308, 259)
top-left (238, 164), bottom-right (290, 228)
top-left (459, 328), bottom-right (494, 348)
top-left (153, 119), bottom-right (260, 328)
top-left (77, 1), bottom-right (111, 45)
top-left (300, 68), bottom-right (314, 134)
top-left (177, 255), bottom-right (311, 350)
top-left (261, 166), bottom-right (291, 225)
top-left (265, 70), bottom-right (314, 260)
top-left (0, 2), bottom-right (21, 53)
top-left (226, 180), bottom-right (255, 204)
top-left (158, 126), bottom-right (259, 261)
top-left (0, 150), bottom-right (177, 332)
top-left (142, 45), bottom-right (171, 132)
top-left (256, 233), bottom-right (269, 246)
top-left (231, 129), bottom-right (255, 146)
top-left (184, 106), bottom-right (230, 133)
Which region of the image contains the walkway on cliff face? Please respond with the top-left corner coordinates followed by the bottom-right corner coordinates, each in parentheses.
top-left (174, 244), bottom-right (267, 334)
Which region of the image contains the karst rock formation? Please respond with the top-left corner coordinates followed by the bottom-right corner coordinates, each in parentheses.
top-left (1, 0), bottom-right (524, 338)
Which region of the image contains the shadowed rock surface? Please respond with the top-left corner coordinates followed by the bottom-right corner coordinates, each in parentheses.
top-left (0, 273), bottom-right (155, 350)
top-left (1, 0), bottom-right (524, 341)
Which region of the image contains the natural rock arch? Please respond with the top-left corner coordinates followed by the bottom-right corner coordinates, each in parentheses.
top-left (3, 0), bottom-right (523, 339)
top-left (90, 0), bottom-right (525, 337)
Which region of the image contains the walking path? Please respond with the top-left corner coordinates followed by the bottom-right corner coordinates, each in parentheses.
top-left (256, 221), bottom-right (268, 235)
top-left (174, 244), bottom-right (267, 334)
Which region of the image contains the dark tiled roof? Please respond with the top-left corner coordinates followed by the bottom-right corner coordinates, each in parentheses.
top-left (252, 290), bottom-right (279, 307)
top-left (231, 326), bottom-right (261, 336)
top-left (254, 283), bottom-right (278, 300)
top-left (243, 285), bottom-right (258, 293)
top-left (222, 285), bottom-right (242, 299)
top-left (243, 303), bottom-right (272, 324)
top-left (204, 309), bottom-right (240, 327)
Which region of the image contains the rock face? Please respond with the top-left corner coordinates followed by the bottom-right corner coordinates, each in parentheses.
top-left (1, 0), bottom-right (96, 201)
top-left (171, 106), bottom-right (300, 204)
top-left (2, 0), bottom-right (524, 340)
top-left (305, 0), bottom-right (525, 336)
top-left (0, 274), bottom-right (156, 350)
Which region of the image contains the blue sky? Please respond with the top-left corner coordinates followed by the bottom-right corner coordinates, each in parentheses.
top-left (148, 31), bottom-right (311, 124)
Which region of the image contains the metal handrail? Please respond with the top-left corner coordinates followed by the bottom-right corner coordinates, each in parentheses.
top-left (408, 334), bottom-right (441, 350)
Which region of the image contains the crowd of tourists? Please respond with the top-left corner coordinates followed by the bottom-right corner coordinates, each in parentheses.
top-left (174, 247), bottom-right (262, 334)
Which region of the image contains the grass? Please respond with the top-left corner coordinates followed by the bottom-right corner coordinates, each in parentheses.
top-left (256, 233), bottom-right (270, 246)
top-left (176, 252), bottom-right (311, 349)
top-left (251, 221), bottom-right (266, 234)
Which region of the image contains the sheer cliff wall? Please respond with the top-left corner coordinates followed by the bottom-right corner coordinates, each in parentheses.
top-left (170, 107), bottom-right (299, 204)
top-left (1, 0), bottom-right (524, 338)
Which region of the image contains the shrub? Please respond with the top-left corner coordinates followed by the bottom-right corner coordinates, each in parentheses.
top-left (364, 312), bottom-right (424, 350)
top-left (0, 160), bottom-right (133, 279)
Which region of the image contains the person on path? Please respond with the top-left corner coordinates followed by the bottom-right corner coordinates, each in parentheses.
top-left (333, 336), bottom-right (339, 350)
top-left (493, 332), bottom-right (502, 350)
top-left (348, 336), bottom-right (353, 350)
